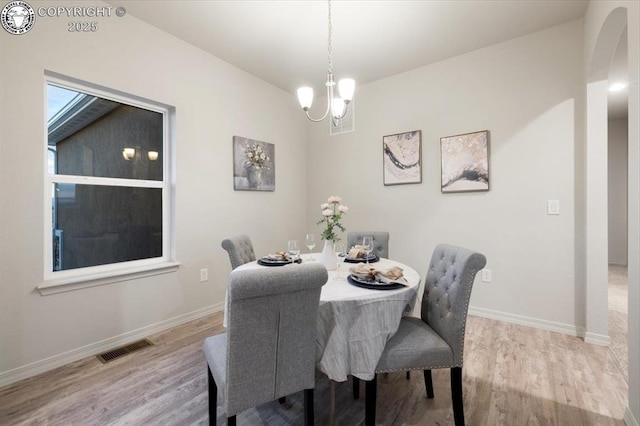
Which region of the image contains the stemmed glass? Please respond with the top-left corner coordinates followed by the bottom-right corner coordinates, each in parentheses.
top-left (305, 233), bottom-right (316, 260)
top-left (287, 240), bottom-right (300, 264)
top-left (334, 243), bottom-right (346, 280)
top-left (361, 236), bottom-right (374, 266)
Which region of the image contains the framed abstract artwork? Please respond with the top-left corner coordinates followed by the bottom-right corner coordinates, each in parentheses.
top-left (382, 130), bottom-right (422, 185)
top-left (440, 130), bottom-right (489, 193)
top-left (233, 136), bottom-right (275, 191)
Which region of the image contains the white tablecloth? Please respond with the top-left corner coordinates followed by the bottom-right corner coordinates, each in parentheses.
top-left (229, 255), bottom-right (421, 382)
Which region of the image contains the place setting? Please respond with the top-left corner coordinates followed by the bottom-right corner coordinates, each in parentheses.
top-left (257, 240), bottom-right (302, 266)
top-left (346, 263), bottom-right (408, 290)
top-left (343, 237), bottom-right (380, 264)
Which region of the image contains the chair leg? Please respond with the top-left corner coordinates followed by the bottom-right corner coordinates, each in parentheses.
top-left (406, 371), bottom-right (410, 380)
top-left (365, 374), bottom-right (377, 426)
top-left (329, 381), bottom-right (336, 426)
top-left (207, 367), bottom-right (217, 425)
top-left (304, 388), bottom-right (314, 426)
top-left (353, 376), bottom-right (360, 399)
top-left (424, 369), bottom-right (434, 399)
top-left (451, 367), bottom-right (465, 426)
top-left (227, 416), bottom-right (236, 426)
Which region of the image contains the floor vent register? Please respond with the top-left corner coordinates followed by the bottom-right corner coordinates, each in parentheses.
top-left (96, 339), bottom-right (154, 363)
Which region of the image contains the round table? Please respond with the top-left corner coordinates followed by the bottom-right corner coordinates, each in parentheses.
top-left (230, 254), bottom-right (421, 382)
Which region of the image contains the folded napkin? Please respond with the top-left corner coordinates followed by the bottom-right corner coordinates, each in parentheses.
top-left (265, 251), bottom-right (290, 261)
top-left (348, 264), bottom-right (408, 285)
top-left (347, 245), bottom-right (370, 259)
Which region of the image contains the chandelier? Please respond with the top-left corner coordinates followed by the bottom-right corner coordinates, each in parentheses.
top-left (296, 0), bottom-right (355, 124)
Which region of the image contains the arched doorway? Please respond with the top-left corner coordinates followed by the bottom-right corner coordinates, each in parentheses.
top-left (584, 7), bottom-right (626, 346)
top-left (585, 4), bottom-right (640, 424)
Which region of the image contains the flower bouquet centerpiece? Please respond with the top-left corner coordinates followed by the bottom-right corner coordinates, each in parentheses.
top-left (316, 196), bottom-right (348, 270)
top-left (244, 143), bottom-right (271, 188)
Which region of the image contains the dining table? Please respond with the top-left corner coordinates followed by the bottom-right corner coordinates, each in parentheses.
top-left (229, 253), bottom-right (422, 383)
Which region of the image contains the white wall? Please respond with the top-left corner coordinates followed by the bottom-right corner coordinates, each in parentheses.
top-left (307, 21), bottom-right (584, 332)
top-left (585, 1), bottom-right (640, 424)
top-left (0, 1), bottom-right (308, 381)
top-left (608, 118), bottom-right (629, 265)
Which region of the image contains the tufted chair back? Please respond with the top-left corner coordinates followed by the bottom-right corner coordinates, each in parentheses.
top-left (221, 235), bottom-right (256, 270)
top-left (204, 263), bottom-right (328, 420)
top-left (346, 231), bottom-right (390, 258)
top-left (421, 244), bottom-right (486, 366)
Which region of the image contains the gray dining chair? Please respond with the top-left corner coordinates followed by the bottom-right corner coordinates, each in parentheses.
top-left (363, 243), bottom-right (486, 426)
top-left (346, 231), bottom-right (389, 258)
top-left (221, 235), bottom-right (256, 270)
top-left (203, 263), bottom-right (328, 425)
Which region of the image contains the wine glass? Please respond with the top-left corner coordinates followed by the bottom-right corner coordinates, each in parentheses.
top-left (287, 240), bottom-right (300, 264)
top-left (334, 243), bottom-right (346, 280)
top-left (305, 233), bottom-right (316, 260)
top-left (361, 236), bottom-right (374, 266)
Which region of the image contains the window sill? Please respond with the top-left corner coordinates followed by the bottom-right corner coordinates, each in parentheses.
top-left (37, 262), bottom-right (181, 296)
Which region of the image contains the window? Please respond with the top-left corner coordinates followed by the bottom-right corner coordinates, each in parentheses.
top-left (42, 74), bottom-right (175, 291)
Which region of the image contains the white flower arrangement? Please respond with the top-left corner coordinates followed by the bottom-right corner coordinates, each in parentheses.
top-left (244, 143), bottom-right (271, 169)
top-left (317, 195), bottom-right (348, 243)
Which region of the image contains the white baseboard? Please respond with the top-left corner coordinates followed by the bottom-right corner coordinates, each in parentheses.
top-left (626, 406), bottom-right (639, 426)
top-left (583, 331), bottom-right (611, 346)
top-left (0, 303), bottom-right (224, 389)
top-left (469, 306), bottom-right (582, 337)
top-left (469, 306), bottom-right (612, 346)
top-left (609, 260), bottom-right (628, 266)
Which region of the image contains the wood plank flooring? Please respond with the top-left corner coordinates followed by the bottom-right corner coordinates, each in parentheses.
top-left (0, 313), bottom-right (627, 425)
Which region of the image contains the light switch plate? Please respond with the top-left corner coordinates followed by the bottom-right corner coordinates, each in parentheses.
top-left (200, 268), bottom-right (208, 282)
top-left (547, 200), bottom-right (560, 215)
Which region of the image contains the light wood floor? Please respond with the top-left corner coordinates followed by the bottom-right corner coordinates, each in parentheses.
top-left (608, 264), bottom-right (628, 380)
top-left (0, 313), bottom-right (627, 425)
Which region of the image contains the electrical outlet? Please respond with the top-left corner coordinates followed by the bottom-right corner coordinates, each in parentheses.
top-left (200, 268), bottom-right (208, 282)
top-left (547, 200), bottom-right (560, 215)
top-left (481, 269), bottom-right (492, 283)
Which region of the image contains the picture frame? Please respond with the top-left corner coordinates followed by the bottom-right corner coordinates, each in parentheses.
top-left (233, 136), bottom-right (275, 191)
top-left (440, 130), bottom-right (489, 193)
top-left (382, 130), bottom-right (422, 185)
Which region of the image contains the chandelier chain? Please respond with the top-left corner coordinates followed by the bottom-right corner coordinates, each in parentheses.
top-left (327, 0), bottom-right (333, 74)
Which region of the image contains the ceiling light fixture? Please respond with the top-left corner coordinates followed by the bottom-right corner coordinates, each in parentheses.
top-left (122, 147), bottom-right (135, 161)
top-left (297, 0), bottom-right (355, 125)
top-left (609, 82), bottom-right (627, 92)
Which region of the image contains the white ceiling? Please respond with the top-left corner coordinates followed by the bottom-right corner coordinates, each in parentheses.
top-left (105, 0), bottom-right (627, 118)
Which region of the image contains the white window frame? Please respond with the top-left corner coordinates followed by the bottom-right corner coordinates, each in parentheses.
top-left (38, 72), bottom-right (178, 295)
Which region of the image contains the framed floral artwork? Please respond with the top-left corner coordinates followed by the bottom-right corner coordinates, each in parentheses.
top-left (440, 130), bottom-right (489, 193)
top-left (383, 130), bottom-right (422, 185)
top-left (233, 136), bottom-right (275, 191)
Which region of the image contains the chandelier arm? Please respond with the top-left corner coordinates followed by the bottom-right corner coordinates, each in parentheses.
top-left (304, 109), bottom-right (330, 123)
top-left (301, 83), bottom-right (333, 122)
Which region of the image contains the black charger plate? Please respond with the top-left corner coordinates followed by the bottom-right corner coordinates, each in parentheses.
top-left (347, 274), bottom-right (404, 290)
top-left (258, 257), bottom-right (302, 267)
top-left (343, 254), bottom-right (379, 264)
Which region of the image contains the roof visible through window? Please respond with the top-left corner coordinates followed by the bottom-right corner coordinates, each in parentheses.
top-left (47, 85), bottom-right (82, 122)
